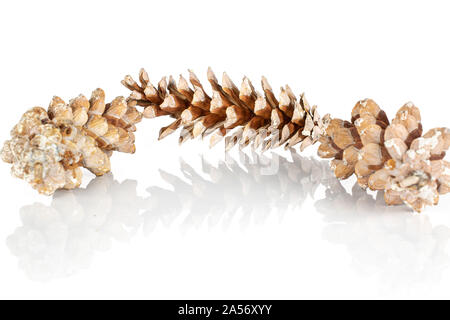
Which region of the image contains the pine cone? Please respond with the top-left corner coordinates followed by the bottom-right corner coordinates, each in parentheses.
top-left (122, 68), bottom-right (330, 151)
top-left (318, 99), bottom-right (450, 212)
top-left (1, 89), bottom-right (142, 195)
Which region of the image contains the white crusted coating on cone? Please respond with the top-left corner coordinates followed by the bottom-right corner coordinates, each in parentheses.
top-left (1, 90), bottom-right (142, 195)
top-left (1, 109), bottom-right (81, 195)
top-left (318, 98), bottom-right (449, 212)
top-left (384, 127), bottom-right (449, 211)
top-left (380, 128), bottom-right (450, 212)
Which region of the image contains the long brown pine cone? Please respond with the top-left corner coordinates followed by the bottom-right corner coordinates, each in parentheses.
top-left (122, 68), bottom-right (330, 152)
top-left (318, 99), bottom-right (450, 212)
top-left (1, 89), bottom-right (142, 195)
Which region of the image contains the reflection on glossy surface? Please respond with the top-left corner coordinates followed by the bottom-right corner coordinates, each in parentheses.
top-left (6, 176), bottom-right (145, 281)
top-left (316, 182), bottom-right (450, 293)
top-left (7, 150), bottom-right (332, 280)
top-left (6, 150), bottom-right (450, 289)
top-left (144, 151), bottom-right (334, 233)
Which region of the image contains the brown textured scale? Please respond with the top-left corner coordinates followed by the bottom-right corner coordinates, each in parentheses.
top-left (318, 99), bottom-right (450, 212)
top-left (1, 89), bottom-right (142, 195)
top-left (318, 99), bottom-right (390, 185)
top-left (122, 68), bottom-right (330, 152)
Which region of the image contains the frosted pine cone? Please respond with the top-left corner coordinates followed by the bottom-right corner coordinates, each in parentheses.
top-left (1, 89), bottom-right (142, 195)
top-left (369, 127), bottom-right (450, 212)
top-left (122, 68), bottom-right (330, 151)
top-left (318, 99), bottom-right (449, 212)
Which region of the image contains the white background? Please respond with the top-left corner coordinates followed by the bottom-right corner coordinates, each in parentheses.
top-left (1, 0), bottom-right (450, 299)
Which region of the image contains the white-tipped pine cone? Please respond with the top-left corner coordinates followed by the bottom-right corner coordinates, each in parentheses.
top-left (1, 89), bottom-right (142, 195)
top-left (318, 99), bottom-right (450, 212)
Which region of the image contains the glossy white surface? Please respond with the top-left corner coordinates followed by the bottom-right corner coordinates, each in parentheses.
top-left (1, 0), bottom-right (450, 299)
